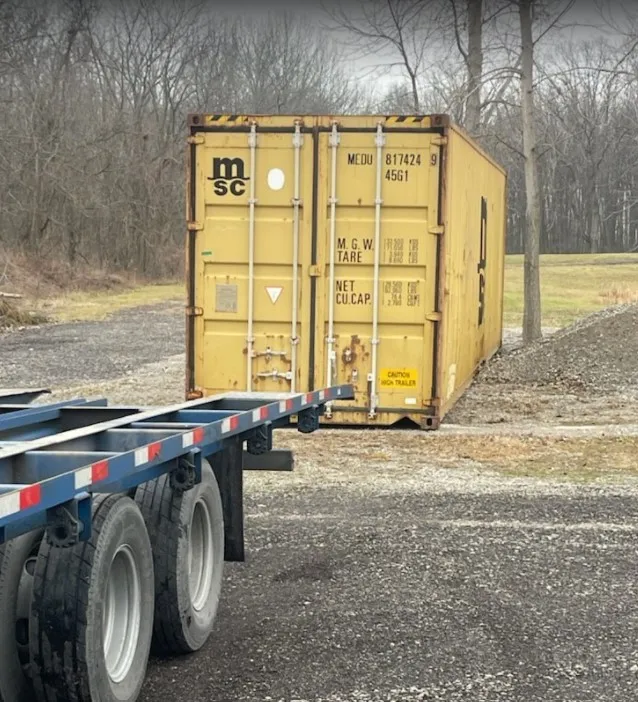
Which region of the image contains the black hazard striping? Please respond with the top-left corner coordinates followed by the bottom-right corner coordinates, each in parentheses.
top-left (205, 114), bottom-right (246, 124)
top-left (385, 115), bottom-right (426, 124)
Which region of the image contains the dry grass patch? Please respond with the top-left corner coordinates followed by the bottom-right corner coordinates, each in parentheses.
top-left (1, 248), bottom-right (184, 324)
top-left (277, 430), bottom-right (638, 486)
top-left (413, 434), bottom-right (638, 482)
top-left (45, 284), bottom-right (184, 323)
top-left (0, 297), bottom-right (49, 329)
top-left (504, 252), bottom-right (638, 328)
top-left (600, 283), bottom-right (638, 306)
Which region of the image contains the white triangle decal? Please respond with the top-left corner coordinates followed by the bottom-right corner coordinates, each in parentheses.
top-left (266, 286), bottom-right (283, 304)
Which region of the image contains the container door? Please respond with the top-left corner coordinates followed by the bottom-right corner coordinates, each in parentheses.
top-left (315, 123), bottom-right (441, 419)
top-left (192, 124), bottom-right (314, 394)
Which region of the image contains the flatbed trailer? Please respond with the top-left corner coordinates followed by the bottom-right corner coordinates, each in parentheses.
top-left (0, 384), bottom-right (353, 702)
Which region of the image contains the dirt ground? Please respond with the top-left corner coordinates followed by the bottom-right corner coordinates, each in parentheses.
top-left (2, 304), bottom-right (638, 701)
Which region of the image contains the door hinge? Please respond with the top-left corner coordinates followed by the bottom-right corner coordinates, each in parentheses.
top-left (187, 135), bottom-right (205, 145)
top-left (428, 225), bottom-right (444, 236)
top-left (426, 312), bottom-right (442, 322)
top-left (432, 136), bottom-right (448, 147)
top-left (308, 265), bottom-right (321, 277)
top-left (186, 306), bottom-right (203, 317)
top-left (187, 221), bottom-right (203, 231)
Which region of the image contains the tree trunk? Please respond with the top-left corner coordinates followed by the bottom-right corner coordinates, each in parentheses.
top-left (465, 0), bottom-right (483, 135)
top-left (519, 0), bottom-right (542, 344)
top-left (589, 195), bottom-right (601, 254)
top-left (408, 67), bottom-right (420, 113)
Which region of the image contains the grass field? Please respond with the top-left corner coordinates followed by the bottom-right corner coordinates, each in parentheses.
top-left (503, 253), bottom-right (638, 327)
top-left (12, 253), bottom-right (638, 328)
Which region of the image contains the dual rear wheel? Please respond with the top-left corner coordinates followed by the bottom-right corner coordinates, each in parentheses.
top-left (0, 459), bottom-right (223, 702)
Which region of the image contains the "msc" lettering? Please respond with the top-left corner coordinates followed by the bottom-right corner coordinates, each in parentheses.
top-left (208, 157), bottom-right (250, 196)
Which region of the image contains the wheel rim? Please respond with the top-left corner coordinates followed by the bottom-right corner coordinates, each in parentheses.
top-left (188, 498), bottom-right (214, 612)
top-left (103, 545), bottom-right (141, 684)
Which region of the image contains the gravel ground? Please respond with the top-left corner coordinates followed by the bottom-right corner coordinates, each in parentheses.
top-left (139, 473), bottom-right (638, 702)
top-left (3, 304), bottom-right (638, 701)
top-left (0, 302), bottom-right (184, 389)
top-left (447, 308), bottom-right (638, 427)
top-left (479, 305), bottom-right (638, 394)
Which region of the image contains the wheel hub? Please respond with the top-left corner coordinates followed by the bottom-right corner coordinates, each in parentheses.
top-left (188, 498), bottom-right (215, 612)
top-left (103, 545), bottom-right (141, 684)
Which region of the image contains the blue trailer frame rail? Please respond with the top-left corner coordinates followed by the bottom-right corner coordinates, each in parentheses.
top-left (0, 397), bottom-right (109, 440)
top-left (0, 385), bottom-right (353, 548)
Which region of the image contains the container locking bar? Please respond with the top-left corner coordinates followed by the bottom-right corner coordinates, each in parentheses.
top-left (369, 122), bottom-right (385, 419)
top-left (290, 121), bottom-right (303, 392)
top-left (325, 121), bottom-right (340, 417)
top-left (246, 121), bottom-right (258, 391)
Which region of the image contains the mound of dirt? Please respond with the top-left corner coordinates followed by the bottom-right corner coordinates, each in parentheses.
top-left (477, 304), bottom-right (638, 395)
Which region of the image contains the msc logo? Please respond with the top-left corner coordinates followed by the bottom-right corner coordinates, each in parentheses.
top-left (208, 157), bottom-right (249, 196)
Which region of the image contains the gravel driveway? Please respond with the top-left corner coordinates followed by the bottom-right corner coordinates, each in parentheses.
top-left (0, 302), bottom-right (184, 389)
top-left (140, 474), bottom-right (638, 702)
top-left (2, 304), bottom-right (638, 701)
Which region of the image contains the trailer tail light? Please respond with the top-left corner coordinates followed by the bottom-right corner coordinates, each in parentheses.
top-left (19, 484), bottom-right (41, 510)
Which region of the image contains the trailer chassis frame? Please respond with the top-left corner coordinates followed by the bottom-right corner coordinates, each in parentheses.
top-left (0, 385), bottom-right (353, 560)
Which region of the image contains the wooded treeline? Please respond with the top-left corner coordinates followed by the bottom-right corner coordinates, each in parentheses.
top-left (0, 0), bottom-right (637, 279)
top-left (0, 0), bottom-right (366, 277)
top-left (488, 39), bottom-right (638, 255)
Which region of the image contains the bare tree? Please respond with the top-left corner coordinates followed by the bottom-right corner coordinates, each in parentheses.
top-left (518, 0), bottom-right (542, 342)
top-left (3, 0), bottom-right (638, 291)
top-left (448, 0), bottom-right (485, 133)
top-left (322, 0), bottom-right (452, 112)
top-left (0, 1), bottom-right (371, 280)
top-left (229, 13), bottom-right (366, 114)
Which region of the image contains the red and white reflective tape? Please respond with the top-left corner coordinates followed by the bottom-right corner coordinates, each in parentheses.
top-left (181, 427), bottom-right (205, 448)
top-left (134, 442), bottom-right (162, 467)
top-left (279, 398), bottom-right (294, 413)
top-left (0, 484), bottom-right (41, 518)
top-left (74, 460), bottom-right (110, 490)
top-left (252, 406), bottom-right (269, 422)
top-left (221, 415), bottom-right (240, 434)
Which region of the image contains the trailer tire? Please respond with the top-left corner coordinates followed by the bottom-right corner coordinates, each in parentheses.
top-left (0, 529), bottom-right (44, 702)
top-left (29, 494), bottom-right (155, 702)
top-left (135, 458), bottom-right (224, 655)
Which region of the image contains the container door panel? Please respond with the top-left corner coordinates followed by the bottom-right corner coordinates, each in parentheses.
top-left (194, 129), bottom-right (312, 394)
top-left (316, 128), bottom-right (439, 418)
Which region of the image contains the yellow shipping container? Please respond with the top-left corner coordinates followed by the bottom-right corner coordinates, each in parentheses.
top-left (185, 113), bottom-right (507, 429)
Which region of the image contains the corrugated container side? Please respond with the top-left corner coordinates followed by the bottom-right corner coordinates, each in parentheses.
top-left (437, 124), bottom-right (507, 420)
